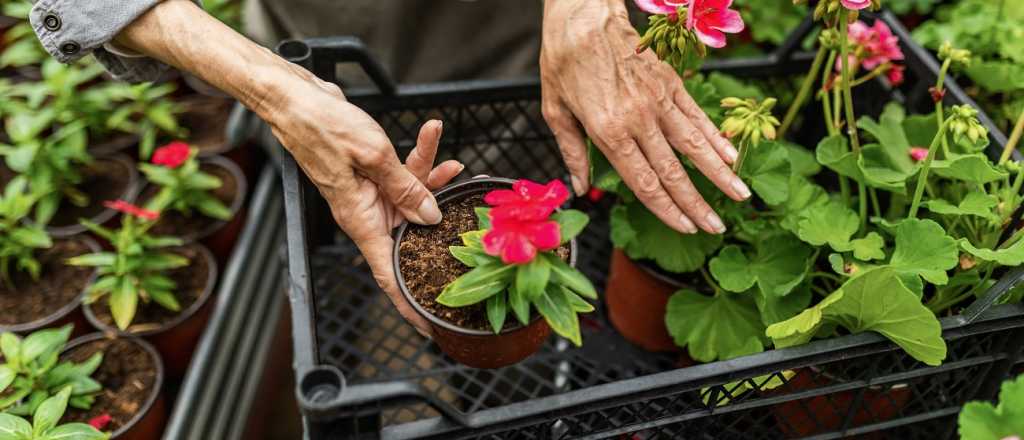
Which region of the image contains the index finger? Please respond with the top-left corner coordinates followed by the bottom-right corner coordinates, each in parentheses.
top-left (674, 88), bottom-right (740, 165)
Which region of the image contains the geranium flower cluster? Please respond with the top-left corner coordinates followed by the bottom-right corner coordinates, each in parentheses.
top-left (836, 20), bottom-right (905, 85)
top-left (635, 0), bottom-right (744, 49)
top-left (482, 180), bottom-right (569, 264)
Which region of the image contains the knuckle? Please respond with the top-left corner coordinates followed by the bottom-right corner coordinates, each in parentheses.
top-left (633, 166), bottom-right (661, 196)
top-left (657, 160), bottom-right (688, 184)
top-left (392, 180), bottom-right (426, 206)
top-left (356, 145), bottom-right (390, 167)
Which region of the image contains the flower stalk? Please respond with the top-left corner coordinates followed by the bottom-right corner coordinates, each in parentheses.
top-left (999, 108), bottom-right (1024, 165)
top-left (779, 45), bottom-right (828, 138)
top-left (908, 120), bottom-right (951, 219)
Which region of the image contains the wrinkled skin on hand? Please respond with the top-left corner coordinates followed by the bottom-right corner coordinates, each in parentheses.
top-left (540, 0), bottom-right (751, 234)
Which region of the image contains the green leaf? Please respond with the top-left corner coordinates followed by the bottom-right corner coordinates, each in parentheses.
top-left (194, 193), bottom-right (232, 221)
top-left (960, 239), bottom-right (1024, 266)
top-left (957, 374), bottom-right (1024, 440)
top-left (32, 387), bottom-right (71, 437)
top-left (148, 290), bottom-right (181, 312)
top-left (20, 326), bottom-right (70, 365)
top-left (550, 210), bottom-right (589, 243)
top-left (784, 142), bottom-right (821, 177)
top-left (485, 294), bottom-right (507, 334)
top-left (923, 193), bottom-right (1000, 222)
top-left (855, 104), bottom-right (918, 191)
top-left (10, 228), bottom-right (52, 249)
top-left (65, 253), bottom-right (116, 268)
top-left (474, 207), bottom-right (492, 230)
top-left (665, 289), bottom-right (765, 362)
top-left (741, 141), bottom-right (792, 205)
top-left (564, 288), bottom-right (595, 313)
top-left (766, 290), bottom-right (844, 349)
top-left (709, 236), bottom-right (812, 297)
top-left (508, 281), bottom-right (531, 325)
top-left (436, 264), bottom-right (514, 307)
top-left (779, 177), bottom-right (828, 233)
top-left (516, 257), bottom-right (551, 300)
top-left (0, 413), bottom-right (31, 440)
top-left (533, 286), bottom-right (581, 346)
top-left (931, 154), bottom-right (1008, 184)
top-left (43, 423), bottom-right (110, 440)
top-left (1, 333), bottom-right (21, 368)
top-left (613, 201), bottom-right (723, 273)
top-left (449, 246), bottom-right (490, 268)
top-left (817, 135), bottom-right (864, 182)
top-left (110, 277), bottom-right (139, 330)
top-left (460, 231), bottom-right (485, 249)
top-left (0, 366), bottom-right (14, 395)
top-left (138, 253), bottom-right (189, 271)
top-left (755, 283), bottom-right (812, 326)
top-left (544, 253), bottom-right (596, 299)
top-left (889, 219), bottom-right (958, 285)
top-left (848, 232), bottom-right (886, 261)
top-left (796, 200), bottom-right (859, 251)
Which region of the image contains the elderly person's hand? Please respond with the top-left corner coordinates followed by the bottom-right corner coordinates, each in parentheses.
top-left (540, 0), bottom-right (751, 234)
top-left (113, 0), bottom-right (464, 335)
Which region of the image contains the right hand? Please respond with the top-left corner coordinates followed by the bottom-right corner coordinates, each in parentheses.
top-left (267, 70), bottom-right (463, 336)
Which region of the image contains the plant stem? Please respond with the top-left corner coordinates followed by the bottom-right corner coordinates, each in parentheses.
top-left (999, 108), bottom-right (1024, 164)
top-left (810, 271), bottom-right (842, 282)
top-left (780, 45), bottom-right (828, 138)
top-left (840, 174), bottom-right (851, 206)
top-left (699, 267), bottom-right (722, 295)
top-left (839, 13), bottom-right (861, 154)
top-left (821, 50), bottom-right (839, 136)
top-left (850, 63), bottom-right (891, 88)
top-left (908, 120), bottom-right (950, 218)
top-left (733, 139), bottom-right (750, 173)
top-left (935, 58), bottom-right (952, 158)
top-left (869, 187), bottom-right (882, 218)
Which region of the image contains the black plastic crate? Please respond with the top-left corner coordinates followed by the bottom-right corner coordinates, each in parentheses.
top-left (280, 13), bottom-right (1024, 439)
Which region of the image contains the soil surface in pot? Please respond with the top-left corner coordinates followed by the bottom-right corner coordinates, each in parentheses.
top-left (87, 245), bottom-right (211, 332)
top-left (50, 159), bottom-right (133, 228)
top-left (141, 164), bottom-right (237, 238)
top-left (399, 193), bottom-right (568, 331)
top-left (0, 239), bottom-right (93, 326)
top-left (61, 338), bottom-right (158, 432)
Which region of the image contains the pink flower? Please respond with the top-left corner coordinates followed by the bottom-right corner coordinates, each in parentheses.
top-left (104, 200), bottom-right (160, 221)
top-left (482, 216), bottom-right (561, 265)
top-left (685, 0), bottom-right (744, 48)
top-left (841, 0), bottom-right (871, 10)
top-left (635, 0), bottom-right (689, 15)
top-left (88, 414), bottom-right (112, 430)
top-left (836, 20), bottom-right (904, 73)
top-left (484, 179), bottom-right (569, 222)
top-left (887, 64), bottom-right (905, 86)
top-left (909, 147), bottom-right (929, 162)
top-left (152, 141), bottom-right (191, 169)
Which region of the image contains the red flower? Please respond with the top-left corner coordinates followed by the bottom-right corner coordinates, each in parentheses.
top-left (152, 141), bottom-right (192, 169)
top-left (104, 200), bottom-right (160, 221)
top-left (887, 64), bottom-right (905, 86)
top-left (483, 216), bottom-right (561, 265)
top-left (484, 179), bottom-right (570, 222)
top-left (88, 413), bottom-right (112, 430)
top-left (587, 188), bottom-right (605, 202)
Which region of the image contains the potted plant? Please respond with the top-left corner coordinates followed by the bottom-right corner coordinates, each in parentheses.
top-left (0, 325), bottom-right (103, 415)
top-left (0, 176), bottom-right (98, 334)
top-left (68, 201), bottom-right (218, 377)
top-left (102, 81), bottom-right (185, 159)
top-left (0, 0), bottom-right (46, 78)
top-left (59, 333), bottom-right (166, 440)
top-left (957, 373), bottom-right (1023, 439)
top-left (394, 178), bottom-right (596, 368)
top-left (136, 141), bottom-right (247, 263)
top-left (0, 107), bottom-right (139, 238)
top-left (0, 386), bottom-right (110, 440)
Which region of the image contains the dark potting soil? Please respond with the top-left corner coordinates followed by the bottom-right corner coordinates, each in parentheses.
top-left (399, 193), bottom-right (569, 331)
top-left (141, 163), bottom-right (237, 239)
top-left (0, 239), bottom-right (94, 326)
top-left (50, 158), bottom-right (133, 228)
top-left (61, 338), bottom-right (158, 433)
top-left (179, 96), bottom-right (232, 154)
top-left (88, 245), bottom-right (211, 333)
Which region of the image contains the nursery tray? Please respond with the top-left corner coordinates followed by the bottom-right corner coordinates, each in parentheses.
top-left (281, 13), bottom-right (1024, 440)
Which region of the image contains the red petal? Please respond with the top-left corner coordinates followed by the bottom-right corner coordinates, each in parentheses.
top-left (501, 232), bottom-right (537, 264)
top-left (526, 221), bottom-right (561, 251)
top-left (483, 189), bottom-right (522, 206)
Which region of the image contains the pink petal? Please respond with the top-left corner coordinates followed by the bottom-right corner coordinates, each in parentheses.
top-left (709, 9), bottom-right (744, 33)
top-left (695, 25), bottom-right (728, 48)
top-left (634, 0), bottom-right (683, 15)
top-left (526, 221), bottom-right (562, 251)
top-left (490, 204), bottom-right (553, 222)
top-left (540, 180), bottom-right (570, 206)
top-left (501, 233), bottom-right (537, 264)
top-left (484, 189), bottom-right (522, 206)
top-left (482, 229), bottom-right (509, 258)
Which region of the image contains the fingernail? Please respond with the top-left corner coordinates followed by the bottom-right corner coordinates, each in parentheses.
top-left (456, 163), bottom-right (466, 174)
top-left (680, 215), bottom-right (698, 234)
top-left (436, 120), bottom-right (443, 133)
top-left (732, 178), bottom-right (751, 199)
top-left (418, 197), bottom-right (443, 225)
top-left (725, 145), bottom-right (739, 162)
top-left (705, 212), bottom-right (726, 234)
top-left (570, 175), bottom-right (586, 196)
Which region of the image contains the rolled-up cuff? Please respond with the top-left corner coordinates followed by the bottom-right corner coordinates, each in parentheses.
top-left (30, 0), bottom-right (163, 63)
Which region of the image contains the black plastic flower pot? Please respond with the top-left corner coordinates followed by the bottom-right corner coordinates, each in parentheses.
top-left (392, 177), bottom-right (580, 369)
top-left (280, 24), bottom-right (1024, 439)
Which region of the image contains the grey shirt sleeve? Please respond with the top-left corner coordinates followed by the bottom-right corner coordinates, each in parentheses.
top-left (28, 0), bottom-right (194, 82)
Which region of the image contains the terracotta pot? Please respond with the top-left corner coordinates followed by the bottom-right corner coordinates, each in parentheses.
top-left (83, 243), bottom-right (218, 378)
top-left (61, 333), bottom-right (166, 440)
top-left (137, 155), bottom-right (248, 264)
top-left (46, 154), bottom-right (141, 239)
top-left (770, 367), bottom-right (911, 438)
top-left (605, 249), bottom-right (683, 352)
top-left (0, 236), bottom-right (100, 338)
top-left (393, 177), bottom-right (580, 369)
